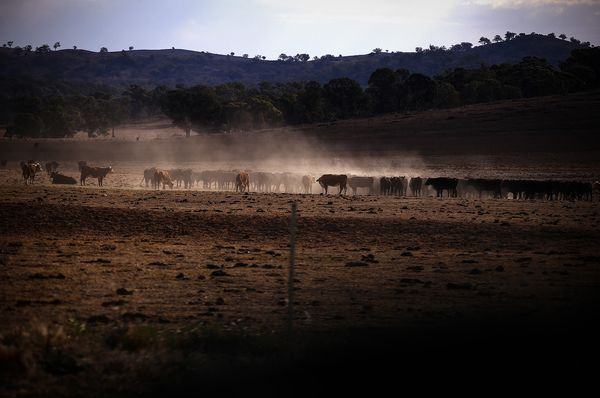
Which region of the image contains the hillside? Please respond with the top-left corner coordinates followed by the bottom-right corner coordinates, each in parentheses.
top-left (0, 34), bottom-right (587, 87)
top-left (2, 92), bottom-right (599, 168)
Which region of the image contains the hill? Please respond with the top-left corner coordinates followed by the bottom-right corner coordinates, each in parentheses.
top-left (0, 34), bottom-right (587, 87)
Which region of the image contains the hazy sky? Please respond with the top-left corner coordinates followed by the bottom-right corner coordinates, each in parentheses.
top-left (1, 0), bottom-right (599, 58)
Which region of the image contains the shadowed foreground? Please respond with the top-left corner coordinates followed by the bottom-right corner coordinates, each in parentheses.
top-left (1, 185), bottom-right (599, 395)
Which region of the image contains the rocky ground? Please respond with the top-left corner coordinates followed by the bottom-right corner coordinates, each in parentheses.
top-left (1, 179), bottom-right (599, 396)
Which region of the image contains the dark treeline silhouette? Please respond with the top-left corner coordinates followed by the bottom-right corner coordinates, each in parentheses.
top-left (1, 48), bottom-right (599, 138)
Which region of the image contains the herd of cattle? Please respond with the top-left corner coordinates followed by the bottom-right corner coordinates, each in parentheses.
top-left (9, 160), bottom-right (600, 201)
top-left (138, 168), bottom-right (598, 201)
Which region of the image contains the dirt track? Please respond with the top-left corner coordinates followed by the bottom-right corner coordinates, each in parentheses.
top-left (2, 183), bottom-right (599, 335)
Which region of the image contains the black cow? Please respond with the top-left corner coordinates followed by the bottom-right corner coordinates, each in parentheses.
top-left (425, 177), bottom-right (458, 197)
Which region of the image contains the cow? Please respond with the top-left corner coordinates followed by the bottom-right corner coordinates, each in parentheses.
top-left (380, 177), bottom-right (391, 195)
top-left (140, 167), bottom-right (157, 187)
top-left (45, 161), bottom-right (59, 176)
top-left (317, 174), bottom-right (347, 195)
top-left (425, 177), bottom-right (458, 197)
top-left (78, 160), bottom-right (87, 171)
top-left (409, 177), bottom-right (423, 196)
top-left (51, 172), bottom-right (77, 185)
top-left (80, 165), bottom-right (112, 186)
top-left (21, 162), bottom-right (42, 185)
top-left (235, 172), bottom-right (250, 192)
top-left (152, 170), bottom-right (173, 190)
top-left (169, 168), bottom-right (193, 189)
top-left (390, 176), bottom-right (408, 196)
top-left (348, 176), bottom-right (374, 195)
top-left (465, 179), bottom-right (502, 198)
top-left (302, 175), bottom-right (316, 194)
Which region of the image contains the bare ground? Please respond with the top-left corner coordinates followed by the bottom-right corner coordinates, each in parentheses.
top-left (1, 182), bottom-right (599, 395)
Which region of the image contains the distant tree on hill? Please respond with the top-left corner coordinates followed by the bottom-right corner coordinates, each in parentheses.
top-left (35, 44), bottom-right (51, 53)
top-left (53, 42), bottom-right (61, 50)
top-left (547, 33), bottom-right (556, 39)
top-left (415, 47), bottom-right (423, 53)
top-left (24, 45), bottom-right (32, 53)
top-left (294, 53), bottom-right (310, 62)
top-left (243, 54), bottom-right (249, 58)
top-left (73, 45), bottom-right (77, 50)
top-left (230, 52), bottom-right (235, 56)
top-left (479, 37), bottom-right (491, 45)
top-left (505, 31), bottom-right (516, 41)
top-left (7, 41), bottom-right (13, 48)
top-left (570, 37), bottom-right (581, 45)
top-left (371, 48), bottom-right (382, 54)
top-left (100, 47), bottom-right (108, 53)
top-left (559, 33), bottom-right (567, 40)
top-left (129, 46), bottom-right (134, 51)
top-left (493, 35), bottom-right (503, 43)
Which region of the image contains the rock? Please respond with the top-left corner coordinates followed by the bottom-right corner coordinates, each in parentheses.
top-left (87, 314), bottom-right (111, 323)
top-left (401, 251), bottom-right (413, 257)
top-left (206, 264), bottom-right (221, 269)
top-left (345, 261), bottom-right (369, 267)
top-left (446, 282), bottom-right (473, 290)
top-left (211, 270), bottom-right (230, 277)
top-left (116, 288), bottom-right (133, 295)
top-left (102, 299), bottom-right (126, 307)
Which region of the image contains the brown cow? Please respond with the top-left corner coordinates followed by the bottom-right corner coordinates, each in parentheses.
top-left (21, 162), bottom-right (42, 185)
top-left (317, 174), bottom-right (347, 195)
top-left (140, 167), bottom-right (157, 187)
top-left (235, 172), bottom-right (250, 192)
top-left (152, 170), bottom-right (174, 190)
top-left (80, 165), bottom-right (112, 186)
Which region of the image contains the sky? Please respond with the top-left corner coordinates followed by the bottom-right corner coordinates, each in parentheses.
top-left (1, 0), bottom-right (599, 58)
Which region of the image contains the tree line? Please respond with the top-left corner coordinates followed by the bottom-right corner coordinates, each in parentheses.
top-left (2, 47), bottom-right (599, 138)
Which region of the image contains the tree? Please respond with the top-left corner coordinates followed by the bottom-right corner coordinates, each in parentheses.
top-left (479, 37), bottom-right (491, 45)
top-left (35, 44), bottom-right (51, 53)
top-left (7, 41), bottom-right (13, 48)
top-left (323, 77), bottom-right (366, 119)
top-left (73, 45), bottom-right (77, 50)
top-left (24, 45), bottom-right (32, 52)
top-left (242, 54), bottom-right (249, 58)
top-left (493, 35), bottom-right (503, 43)
top-left (371, 48), bottom-right (382, 54)
top-left (367, 68), bottom-right (402, 113)
top-left (547, 33), bottom-right (556, 39)
top-left (100, 47), bottom-right (108, 53)
top-left (230, 52), bottom-right (235, 56)
top-left (559, 34), bottom-right (567, 40)
top-left (505, 31), bottom-right (516, 41)
top-left (294, 53), bottom-right (310, 62)
top-left (12, 113), bottom-right (44, 138)
top-left (570, 37), bottom-right (581, 45)
top-left (415, 47), bottom-right (423, 53)
top-left (53, 42), bottom-right (61, 50)
top-left (129, 46), bottom-right (134, 51)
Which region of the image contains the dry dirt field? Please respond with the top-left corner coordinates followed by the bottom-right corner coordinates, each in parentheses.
top-left (1, 93), bottom-right (600, 395)
top-left (1, 172), bottom-right (599, 395)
